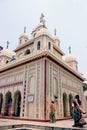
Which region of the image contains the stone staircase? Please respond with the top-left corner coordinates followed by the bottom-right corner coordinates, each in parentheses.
top-left (0, 124), bottom-right (87, 130)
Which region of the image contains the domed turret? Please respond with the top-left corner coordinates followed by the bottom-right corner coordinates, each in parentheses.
top-left (65, 47), bottom-right (78, 71)
top-left (20, 32), bottom-right (28, 39)
top-left (32, 23), bottom-right (44, 34)
top-left (19, 27), bottom-right (29, 45)
top-left (1, 48), bottom-right (12, 58)
top-left (1, 41), bottom-right (12, 58)
top-left (0, 42), bottom-right (12, 66)
top-left (31, 22), bottom-right (52, 38)
top-left (31, 13), bottom-right (51, 38)
top-left (65, 53), bottom-right (76, 62)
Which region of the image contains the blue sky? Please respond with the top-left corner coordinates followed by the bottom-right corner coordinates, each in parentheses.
top-left (0, 0), bottom-right (87, 81)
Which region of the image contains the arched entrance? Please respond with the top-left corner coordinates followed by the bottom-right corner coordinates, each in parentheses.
top-left (63, 93), bottom-right (67, 117)
top-left (69, 94), bottom-right (73, 115)
top-left (0, 93), bottom-right (3, 114)
top-left (5, 91), bottom-right (12, 116)
top-left (14, 91), bottom-right (21, 117)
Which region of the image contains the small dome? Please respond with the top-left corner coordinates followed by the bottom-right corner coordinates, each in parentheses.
top-left (1, 48), bottom-right (12, 58)
top-left (36, 27), bottom-right (51, 37)
top-left (65, 53), bottom-right (76, 62)
top-left (32, 23), bottom-right (44, 33)
top-left (19, 32), bottom-right (28, 39)
top-left (32, 23), bottom-right (52, 38)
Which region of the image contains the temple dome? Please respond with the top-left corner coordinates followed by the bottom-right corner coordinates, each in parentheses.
top-left (36, 27), bottom-right (51, 36)
top-left (32, 23), bottom-right (44, 33)
top-left (65, 53), bottom-right (76, 62)
top-left (19, 32), bottom-right (28, 39)
top-left (1, 48), bottom-right (12, 58)
top-left (32, 23), bottom-right (51, 38)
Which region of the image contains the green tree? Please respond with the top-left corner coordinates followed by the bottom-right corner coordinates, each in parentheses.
top-left (83, 83), bottom-right (87, 91)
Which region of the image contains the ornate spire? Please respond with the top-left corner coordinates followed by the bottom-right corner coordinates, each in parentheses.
top-left (6, 41), bottom-right (9, 49)
top-left (54, 29), bottom-right (57, 35)
top-left (24, 26), bottom-right (26, 33)
top-left (68, 46), bottom-right (71, 54)
top-left (40, 13), bottom-right (45, 25)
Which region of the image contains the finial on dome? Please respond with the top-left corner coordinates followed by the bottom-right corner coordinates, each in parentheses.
top-left (6, 41), bottom-right (9, 49)
top-left (24, 26), bottom-right (26, 33)
top-left (68, 46), bottom-right (71, 54)
top-left (54, 29), bottom-right (57, 35)
top-left (40, 13), bottom-right (45, 25)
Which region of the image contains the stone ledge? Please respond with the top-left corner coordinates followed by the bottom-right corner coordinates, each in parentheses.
top-left (0, 124), bottom-right (87, 130)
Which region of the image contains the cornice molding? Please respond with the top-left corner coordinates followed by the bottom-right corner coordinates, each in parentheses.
top-left (0, 49), bottom-right (84, 81)
top-left (14, 38), bottom-right (34, 52)
top-left (53, 45), bottom-right (65, 56)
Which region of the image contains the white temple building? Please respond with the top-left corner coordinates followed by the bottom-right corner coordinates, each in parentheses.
top-left (0, 15), bottom-right (85, 121)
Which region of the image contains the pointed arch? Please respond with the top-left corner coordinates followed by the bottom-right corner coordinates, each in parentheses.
top-left (69, 94), bottom-right (73, 115)
top-left (53, 77), bottom-right (58, 97)
top-left (14, 90), bottom-right (21, 117)
top-left (63, 92), bottom-right (67, 117)
top-left (0, 93), bottom-right (3, 114)
top-left (4, 91), bottom-right (12, 116)
top-left (37, 41), bottom-right (41, 50)
top-left (48, 42), bottom-right (51, 50)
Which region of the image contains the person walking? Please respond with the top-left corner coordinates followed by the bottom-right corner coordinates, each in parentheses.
top-left (72, 95), bottom-right (86, 128)
top-left (49, 101), bottom-right (56, 123)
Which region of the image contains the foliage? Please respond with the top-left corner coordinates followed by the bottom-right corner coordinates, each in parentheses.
top-left (83, 83), bottom-right (87, 91)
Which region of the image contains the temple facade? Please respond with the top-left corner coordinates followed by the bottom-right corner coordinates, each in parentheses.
top-left (0, 16), bottom-right (84, 121)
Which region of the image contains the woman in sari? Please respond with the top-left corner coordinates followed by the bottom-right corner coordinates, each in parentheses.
top-left (72, 95), bottom-right (86, 128)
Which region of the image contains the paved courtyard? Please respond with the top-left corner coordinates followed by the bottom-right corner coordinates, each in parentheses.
top-left (0, 117), bottom-right (87, 129)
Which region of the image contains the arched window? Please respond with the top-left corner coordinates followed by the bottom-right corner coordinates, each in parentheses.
top-left (24, 49), bottom-right (30, 55)
top-left (63, 93), bottom-right (67, 117)
top-left (53, 77), bottom-right (57, 96)
top-left (37, 41), bottom-right (40, 50)
top-left (48, 42), bottom-right (51, 50)
top-left (14, 91), bottom-right (21, 117)
top-left (25, 39), bottom-right (27, 42)
top-left (4, 91), bottom-right (12, 116)
top-left (34, 33), bottom-right (36, 37)
top-left (69, 94), bottom-right (73, 115)
top-left (6, 60), bottom-right (9, 64)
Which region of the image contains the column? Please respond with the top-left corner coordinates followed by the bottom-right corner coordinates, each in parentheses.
top-left (1, 95), bottom-right (5, 116)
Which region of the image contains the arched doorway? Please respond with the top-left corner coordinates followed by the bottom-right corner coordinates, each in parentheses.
top-left (0, 93), bottom-right (3, 114)
top-left (5, 91), bottom-right (12, 116)
top-left (69, 94), bottom-right (73, 116)
top-left (63, 93), bottom-right (67, 117)
top-left (14, 91), bottom-right (21, 117)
